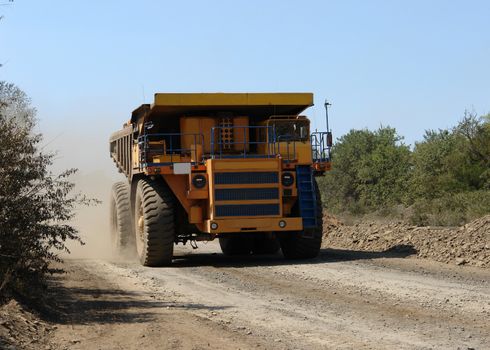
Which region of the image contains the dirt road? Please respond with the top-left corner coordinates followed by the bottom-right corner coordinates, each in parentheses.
top-left (44, 243), bottom-right (489, 350)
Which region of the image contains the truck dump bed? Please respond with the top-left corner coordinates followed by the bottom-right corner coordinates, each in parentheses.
top-left (131, 93), bottom-right (314, 121)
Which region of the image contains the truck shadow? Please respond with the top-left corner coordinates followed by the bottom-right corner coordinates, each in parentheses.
top-left (322, 244), bottom-right (418, 262)
top-left (170, 244), bottom-right (418, 268)
top-left (36, 275), bottom-right (229, 325)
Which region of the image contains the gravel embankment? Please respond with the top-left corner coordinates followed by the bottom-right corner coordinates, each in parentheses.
top-left (323, 214), bottom-right (490, 267)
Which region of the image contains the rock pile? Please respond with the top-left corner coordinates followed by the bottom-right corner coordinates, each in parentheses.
top-left (322, 214), bottom-right (490, 268)
top-left (0, 299), bottom-right (53, 350)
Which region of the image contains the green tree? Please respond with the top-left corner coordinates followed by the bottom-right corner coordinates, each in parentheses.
top-left (409, 112), bottom-right (490, 225)
top-left (319, 126), bottom-right (411, 214)
top-left (454, 112), bottom-right (490, 188)
top-left (0, 82), bottom-right (92, 300)
top-left (411, 112), bottom-right (490, 198)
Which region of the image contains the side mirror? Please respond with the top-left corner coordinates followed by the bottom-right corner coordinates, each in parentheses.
top-left (327, 131), bottom-right (333, 147)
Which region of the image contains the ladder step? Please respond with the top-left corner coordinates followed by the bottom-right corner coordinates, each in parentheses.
top-left (296, 165), bottom-right (317, 229)
top-left (302, 211), bottom-right (315, 215)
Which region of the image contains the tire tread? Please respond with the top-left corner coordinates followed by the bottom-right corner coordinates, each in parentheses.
top-left (136, 178), bottom-right (175, 266)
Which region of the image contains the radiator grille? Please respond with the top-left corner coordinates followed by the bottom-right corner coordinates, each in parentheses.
top-left (215, 188), bottom-right (279, 201)
top-left (214, 172), bottom-right (278, 185)
top-left (215, 204), bottom-right (280, 217)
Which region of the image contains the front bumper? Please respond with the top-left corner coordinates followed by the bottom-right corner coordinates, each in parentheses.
top-left (203, 217), bottom-right (303, 234)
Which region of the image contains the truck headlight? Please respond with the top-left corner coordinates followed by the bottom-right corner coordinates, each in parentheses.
top-left (281, 172), bottom-right (294, 187)
top-left (192, 174), bottom-right (206, 189)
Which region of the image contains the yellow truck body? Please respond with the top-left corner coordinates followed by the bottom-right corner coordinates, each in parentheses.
top-left (109, 93), bottom-right (331, 266)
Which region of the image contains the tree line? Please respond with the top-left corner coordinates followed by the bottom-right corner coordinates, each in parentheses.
top-left (318, 112), bottom-right (490, 226)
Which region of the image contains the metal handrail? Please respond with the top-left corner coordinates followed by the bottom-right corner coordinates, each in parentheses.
top-left (275, 135), bottom-right (297, 163)
top-left (138, 133), bottom-right (205, 166)
top-left (137, 129), bottom-right (330, 166)
top-left (310, 131), bottom-right (331, 162)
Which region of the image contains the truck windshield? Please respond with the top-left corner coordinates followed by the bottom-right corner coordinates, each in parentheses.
top-left (270, 120), bottom-right (309, 142)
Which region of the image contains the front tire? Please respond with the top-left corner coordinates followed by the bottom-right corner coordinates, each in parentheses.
top-left (134, 178), bottom-right (175, 266)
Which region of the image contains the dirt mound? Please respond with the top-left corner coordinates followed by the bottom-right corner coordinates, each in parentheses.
top-left (323, 213), bottom-right (344, 231)
top-left (0, 299), bottom-right (54, 350)
top-left (323, 214), bottom-right (490, 268)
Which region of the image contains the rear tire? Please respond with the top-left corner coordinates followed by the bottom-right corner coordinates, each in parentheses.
top-left (134, 178), bottom-right (175, 266)
top-left (110, 182), bottom-right (134, 255)
top-left (219, 235), bottom-right (254, 256)
top-left (279, 178), bottom-right (323, 259)
top-left (252, 235), bottom-right (280, 255)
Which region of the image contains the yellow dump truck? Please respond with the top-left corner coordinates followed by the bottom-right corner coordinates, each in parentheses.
top-left (109, 93), bottom-right (332, 266)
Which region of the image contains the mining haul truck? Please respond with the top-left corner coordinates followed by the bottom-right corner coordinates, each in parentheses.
top-left (109, 93), bottom-right (332, 266)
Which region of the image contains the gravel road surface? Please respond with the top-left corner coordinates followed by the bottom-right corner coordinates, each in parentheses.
top-left (44, 242), bottom-right (490, 350)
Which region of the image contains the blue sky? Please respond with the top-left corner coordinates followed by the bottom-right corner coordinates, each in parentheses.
top-left (1, 0), bottom-right (489, 176)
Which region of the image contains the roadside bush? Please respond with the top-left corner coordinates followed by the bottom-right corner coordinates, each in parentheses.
top-left (410, 190), bottom-right (490, 226)
top-left (0, 82), bottom-right (92, 302)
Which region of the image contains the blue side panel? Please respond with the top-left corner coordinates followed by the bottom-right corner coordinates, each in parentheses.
top-left (296, 166), bottom-right (317, 228)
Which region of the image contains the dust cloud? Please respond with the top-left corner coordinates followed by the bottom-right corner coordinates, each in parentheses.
top-left (40, 119), bottom-right (125, 260)
top-left (63, 170), bottom-right (117, 260)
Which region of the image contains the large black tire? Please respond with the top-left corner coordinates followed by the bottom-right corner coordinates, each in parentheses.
top-left (134, 178), bottom-right (175, 266)
top-left (219, 235), bottom-right (254, 256)
top-left (252, 235), bottom-right (281, 255)
top-left (279, 178), bottom-right (323, 259)
top-left (110, 181), bottom-right (134, 255)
